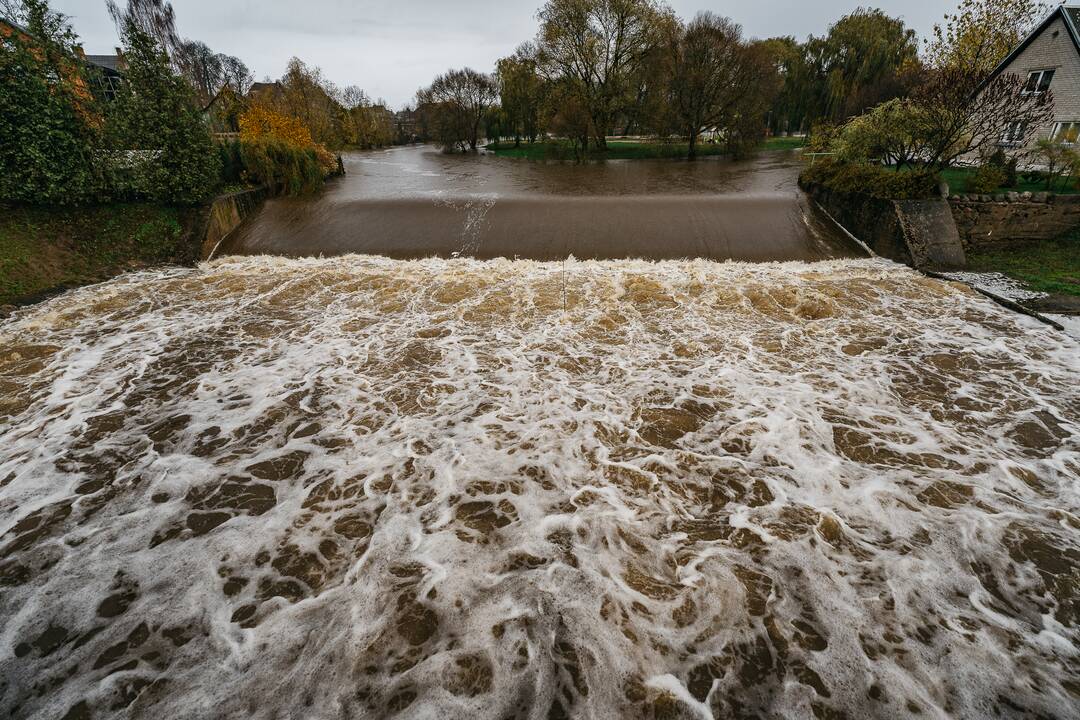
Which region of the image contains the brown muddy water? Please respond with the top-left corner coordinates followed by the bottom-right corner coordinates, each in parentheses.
top-left (0, 253), bottom-right (1078, 720)
top-left (219, 146), bottom-right (863, 261)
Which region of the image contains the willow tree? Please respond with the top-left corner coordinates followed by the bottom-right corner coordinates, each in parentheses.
top-left (106, 0), bottom-right (181, 61)
top-left (817, 9), bottom-right (919, 121)
top-left (496, 43), bottom-right (545, 146)
top-left (761, 9), bottom-right (919, 132)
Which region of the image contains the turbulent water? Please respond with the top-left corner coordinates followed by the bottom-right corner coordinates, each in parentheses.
top-left (1, 255), bottom-right (1078, 720)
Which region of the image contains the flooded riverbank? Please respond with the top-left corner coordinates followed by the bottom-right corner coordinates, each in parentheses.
top-left (1, 255), bottom-right (1077, 719)
top-left (219, 146), bottom-right (864, 262)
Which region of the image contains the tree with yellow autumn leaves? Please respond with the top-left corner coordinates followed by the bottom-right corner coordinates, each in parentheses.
top-left (233, 102), bottom-right (339, 194)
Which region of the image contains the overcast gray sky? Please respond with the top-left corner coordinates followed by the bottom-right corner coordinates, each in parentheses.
top-left (52, 0), bottom-right (949, 108)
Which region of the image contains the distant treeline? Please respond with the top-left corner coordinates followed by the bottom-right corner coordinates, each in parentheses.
top-left (413, 0), bottom-right (1048, 161)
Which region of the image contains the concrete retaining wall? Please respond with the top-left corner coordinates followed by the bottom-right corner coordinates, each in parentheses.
top-left (198, 187), bottom-right (267, 260)
top-left (948, 193), bottom-right (1080, 251)
top-left (801, 182), bottom-right (966, 270)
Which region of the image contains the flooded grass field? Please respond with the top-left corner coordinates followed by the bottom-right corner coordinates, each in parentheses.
top-left (1, 255), bottom-right (1078, 719)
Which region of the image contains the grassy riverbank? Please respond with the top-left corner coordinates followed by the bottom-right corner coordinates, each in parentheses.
top-left (967, 235), bottom-right (1080, 299)
top-left (487, 135), bottom-right (804, 161)
top-left (941, 167), bottom-right (1080, 196)
top-left (0, 204), bottom-right (202, 307)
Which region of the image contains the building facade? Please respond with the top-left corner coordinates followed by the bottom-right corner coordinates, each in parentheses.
top-left (989, 6), bottom-right (1080, 149)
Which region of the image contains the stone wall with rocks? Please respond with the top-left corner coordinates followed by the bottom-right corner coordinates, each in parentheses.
top-left (948, 193), bottom-right (1080, 251)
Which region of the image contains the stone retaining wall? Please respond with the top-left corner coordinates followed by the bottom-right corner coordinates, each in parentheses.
top-left (948, 193), bottom-right (1080, 251)
top-left (197, 187), bottom-right (267, 260)
top-left (801, 181), bottom-right (966, 270)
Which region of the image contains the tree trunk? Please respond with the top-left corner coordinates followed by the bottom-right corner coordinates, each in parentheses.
top-left (688, 131), bottom-right (698, 160)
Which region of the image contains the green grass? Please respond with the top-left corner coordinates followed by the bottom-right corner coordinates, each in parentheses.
top-left (762, 135), bottom-right (806, 151)
top-left (967, 236), bottom-right (1080, 297)
top-left (486, 139), bottom-right (726, 161)
top-left (488, 136), bottom-right (804, 161)
top-left (0, 204), bottom-right (195, 305)
top-left (941, 167), bottom-right (1080, 196)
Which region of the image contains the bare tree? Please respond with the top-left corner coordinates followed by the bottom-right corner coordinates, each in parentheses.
top-left (219, 54), bottom-right (252, 95)
top-left (417, 68), bottom-right (498, 152)
top-left (914, 66), bottom-right (1053, 168)
top-left (175, 39), bottom-right (221, 104)
top-left (667, 12), bottom-right (759, 159)
top-left (537, 0), bottom-right (674, 150)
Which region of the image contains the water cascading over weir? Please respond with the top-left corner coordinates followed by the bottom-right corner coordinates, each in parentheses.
top-left (217, 147), bottom-right (867, 263)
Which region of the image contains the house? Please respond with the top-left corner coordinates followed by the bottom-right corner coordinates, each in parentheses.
top-left (84, 50), bottom-right (125, 101)
top-left (247, 81), bottom-right (285, 105)
top-left (203, 85), bottom-right (246, 136)
top-left (986, 5), bottom-right (1080, 148)
top-left (4, 16), bottom-right (126, 102)
top-left (1, 17), bottom-right (104, 115)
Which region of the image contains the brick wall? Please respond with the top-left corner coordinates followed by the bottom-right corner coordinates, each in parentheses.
top-left (949, 193), bottom-right (1080, 250)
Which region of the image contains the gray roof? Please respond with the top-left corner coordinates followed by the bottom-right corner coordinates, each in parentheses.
top-left (987, 6), bottom-right (1080, 83)
top-left (1, 18), bottom-right (32, 35)
top-left (85, 55), bottom-right (123, 75)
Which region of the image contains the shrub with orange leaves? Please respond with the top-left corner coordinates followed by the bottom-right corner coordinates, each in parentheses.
top-left (236, 103), bottom-right (340, 193)
top-left (239, 103), bottom-right (315, 148)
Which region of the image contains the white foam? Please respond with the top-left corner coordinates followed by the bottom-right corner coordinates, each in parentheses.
top-left (0, 255), bottom-right (1077, 720)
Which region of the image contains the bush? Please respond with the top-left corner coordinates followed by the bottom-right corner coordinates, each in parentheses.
top-left (1035, 139), bottom-right (1080, 192)
top-left (218, 140), bottom-right (244, 186)
top-left (237, 138), bottom-right (324, 196)
top-left (0, 1), bottom-right (104, 204)
top-left (966, 165), bottom-right (1008, 194)
top-left (239, 104), bottom-right (315, 147)
top-left (237, 103), bottom-right (339, 181)
top-left (800, 159), bottom-right (940, 200)
top-left (986, 148), bottom-right (1018, 188)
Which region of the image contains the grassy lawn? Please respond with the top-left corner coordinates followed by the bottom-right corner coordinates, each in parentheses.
top-left (941, 167), bottom-right (1080, 196)
top-left (487, 135), bottom-right (803, 161)
top-left (966, 236), bottom-right (1080, 298)
top-left (0, 204), bottom-right (195, 306)
top-left (486, 139), bottom-right (727, 161)
top-left (762, 135), bottom-right (806, 151)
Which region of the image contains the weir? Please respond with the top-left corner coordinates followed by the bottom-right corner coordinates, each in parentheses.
top-left (3, 146), bottom-right (1078, 720)
top-left (219, 145), bottom-right (867, 262)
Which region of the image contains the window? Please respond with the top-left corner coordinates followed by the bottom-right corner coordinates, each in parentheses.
top-left (1000, 121), bottom-right (1029, 145)
top-left (1023, 69), bottom-right (1055, 94)
top-left (1051, 122), bottom-right (1080, 144)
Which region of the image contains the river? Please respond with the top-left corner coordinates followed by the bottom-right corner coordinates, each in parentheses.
top-left (1, 149), bottom-right (1078, 720)
top-left (219, 146), bottom-right (863, 262)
